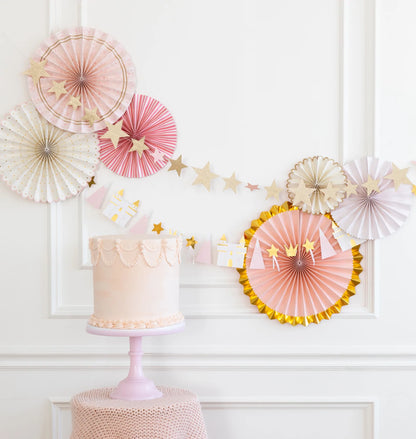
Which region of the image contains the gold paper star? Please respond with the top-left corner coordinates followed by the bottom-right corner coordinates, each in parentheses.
top-left (285, 244), bottom-right (298, 257)
top-left (292, 180), bottom-right (314, 206)
top-left (267, 244), bottom-right (279, 257)
top-left (361, 176), bottom-right (380, 195)
top-left (83, 107), bottom-right (99, 126)
top-left (246, 183), bottom-right (260, 191)
top-left (152, 223), bottom-right (164, 234)
top-left (384, 164), bottom-right (412, 191)
top-left (47, 80), bottom-right (67, 99)
top-left (87, 176), bottom-right (96, 187)
top-left (264, 180), bottom-right (282, 201)
top-left (67, 95), bottom-right (82, 110)
top-left (186, 236), bottom-right (197, 249)
top-left (24, 59), bottom-right (49, 85)
top-left (322, 181), bottom-right (340, 201)
top-left (168, 155), bottom-right (187, 176)
top-left (223, 172), bottom-right (241, 193)
top-left (411, 184), bottom-right (416, 196)
top-left (192, 162), bottom-right (218, 191)
top-left (345, 180), bottom-right (358, 197)
top-left (303, 239), bottom-right (314, 252)
top-left (101, 121), bottom-right (129, 148)
top-left (129, 137), bottom-right (149, 157)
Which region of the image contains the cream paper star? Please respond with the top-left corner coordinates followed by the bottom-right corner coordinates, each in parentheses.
top-left (322, 181), bottom-right (340, 201)
top-left (101, 121), bottom-right (129, 148)
top-left (292, 180), bottom-right (314, 206)
top-left (67, 95), bottom-right (82, 110)
top-left (303, 239), bottom-right (314, 252)
top-left (168, 155), bottom-right (187, 176)
top-left (345, 180), bottom-right (358, 197)
top-left (267, 244), bottom-right (279, 257)
top-left (83, 107), bottom-right (99, 126)
top-left (264, 180), bottom-right (282, 201)
top-left (150, 148), bottom-right (166, 164)
top-left (384, 164), bottom-right (412, 190)
top-left (223, 172), bottom-right (241, 193)
top-left (47, 80), bottom-right (67, 100)
top-left (361, 176), bottom-right (380, 195)
top-left (192, 162), bottom-right (218, 191)
top-left (24, 59), bottom-right (49, 85)
top-left (129, 137), bottom-right (149, 157)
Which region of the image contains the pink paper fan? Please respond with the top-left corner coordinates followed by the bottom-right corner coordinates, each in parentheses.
top-left (332, 157), bottom-right (413, 240)
top-left (245, 210), bottom-right (355, 319)
top-left (98, 94), bottom-right (177, 178)
top-left (27, 27), bottom-right (136, 133)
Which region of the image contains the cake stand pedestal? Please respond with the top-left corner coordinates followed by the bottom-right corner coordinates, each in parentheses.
top-left (86, 321), bottom-right (185, 401)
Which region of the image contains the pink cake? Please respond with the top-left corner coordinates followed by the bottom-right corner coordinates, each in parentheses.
top-left (88, 235), bottom-right (183, 329)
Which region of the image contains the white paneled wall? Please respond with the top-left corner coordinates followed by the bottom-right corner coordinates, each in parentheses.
top-left (1, 0), bottom-right (416, 438)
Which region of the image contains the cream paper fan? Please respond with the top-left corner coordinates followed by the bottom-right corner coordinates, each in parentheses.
top-left (0, 103), bottom-right (99, 202)
top-left (286, 156), bottom-right (347, 214)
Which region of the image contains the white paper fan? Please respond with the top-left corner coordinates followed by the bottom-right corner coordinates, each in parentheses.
top-left (0, 103), bottom-right (99, 202)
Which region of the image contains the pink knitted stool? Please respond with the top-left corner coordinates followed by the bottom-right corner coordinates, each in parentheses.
top-left (71, 387), bottom-right (208, 439)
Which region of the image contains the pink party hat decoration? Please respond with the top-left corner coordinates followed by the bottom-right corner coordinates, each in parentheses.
top-left (249, 239), bottom-right (265, 269)
top-left (195, 240), bottom-right (212, 265)
top-left (319, 228), bottom-right (337, 259)
top-left (86, 186), bottom-right (108, 209)
top-left (129, 215), bottom-right (150, 234)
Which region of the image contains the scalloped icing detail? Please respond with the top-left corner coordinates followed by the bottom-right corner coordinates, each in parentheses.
top-left (88, 312), bottom-right (184, 329)
top-left (89, 237), bottom-right (182, 268)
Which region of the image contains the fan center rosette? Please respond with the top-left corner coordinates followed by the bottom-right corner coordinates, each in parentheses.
top-left (238, 203), bottom-right (363, 326)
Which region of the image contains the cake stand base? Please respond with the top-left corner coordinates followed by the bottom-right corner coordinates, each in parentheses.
top-left (86, 321), bottom-right (185, 401)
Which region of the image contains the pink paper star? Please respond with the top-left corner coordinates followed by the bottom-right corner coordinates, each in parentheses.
top-left (246, 183), bottom-right (260, 191)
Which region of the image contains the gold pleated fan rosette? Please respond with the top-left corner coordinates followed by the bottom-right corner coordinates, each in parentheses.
top-left (237, 202), bottom-right (363, 326)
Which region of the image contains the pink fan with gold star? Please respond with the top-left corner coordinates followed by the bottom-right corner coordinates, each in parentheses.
top-left (98, 94), bottom-right (177, 178)
top-left (26, 27), bottom-right (136, 133)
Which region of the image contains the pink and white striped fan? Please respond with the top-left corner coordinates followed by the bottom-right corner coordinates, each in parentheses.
top-left (27, 27), bottom-right (136, 133)
top-left (98, 94), bottom-right (177, 178)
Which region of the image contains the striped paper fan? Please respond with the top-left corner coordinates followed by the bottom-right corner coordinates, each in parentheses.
top-left (98, 94), bottom-right (177, 178)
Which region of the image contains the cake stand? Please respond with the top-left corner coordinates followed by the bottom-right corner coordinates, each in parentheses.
top-left (86, 321), bottom-right (185, 401)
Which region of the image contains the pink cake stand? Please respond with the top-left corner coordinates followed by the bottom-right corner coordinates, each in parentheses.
top-left (86, 321), bottom-right (185, 401)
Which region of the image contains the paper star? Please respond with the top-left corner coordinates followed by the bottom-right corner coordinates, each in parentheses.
top-left (412, 185), bottom-right (416, 196)
top-left (101, 121), bottom-right (129, 148)
top-left (47, 80), bottom-right (67, 99)
top-left (264, 180), bottom-right (282, 201)
top-left (168, 155), bottom-right (187, 176)
top-left (292, 180), bottom-right (314, 206)
top-left (303, 239), bottom-right (314, 252)
top-left (150, 148), bottom-right (166, 164)
top-left (267, 244), bottom-right (279, 257)
top-left (129, 137), bottom-right (149, 157)
top-left (87, 176), bottom-right (96, 187)
top-left (83, 107), bottom-right (99, 126)
top-left (24, 59), bottom-right (49, 85)
top-left (67, 95), bottom-right (82, 110)
top-left (285, 244), bottom-right (298, 257)
top-left (192, 162), bottom-right (218, 191)
top-left (223, 172), bottom-right (241, 193)
top-left (246, 183), bottom-right (260, 191)
top-left (361, 176), bottom-right (380, 195)
top-left (186, 236), bottom-right (198, 249)
top-left (152, 222), bottom-right (164, 234)
top-left (345, 180), bottom-right (358, 197)
top-left (322, 181), bottom-right (340, 201)
top-left (384, 164), bottom-right (412, 191)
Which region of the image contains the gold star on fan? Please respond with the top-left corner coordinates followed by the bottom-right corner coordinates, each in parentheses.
top-left (345, 180), bottom-right (358, 197)
top-left (285, 244), bottom-right (298, 257)
top-left (67, 95), bottom-right (82, 110)
top-left (152, 223), bottom-right (164, 234)
top-left (223, 172), bottom-right (241, 193)
top-left (186, 236), bottom-right (197, 249)
top-left (322, 181), bottom-right (340, 201)
top-left (264, 180), bottom-right (282, 201)
top-left (267, 244), bottom-right (279, 257)
top-left (47, 80), bottom-right (67, 99)
top-left (192, 162), bottom-right (218, 191)
top-left (83, 107), bottom-right (99, 126)
top-left (87, 176), bottom-right (96, 187)
top-left (101, 121), bottom-right (129, 148)
top-left (303, 239), bottom-right (314, 252)
top-left (361, 176), bottom-right (380, 195)
top-left (384, 164), bottom-right (412, 191)
top-left (24, 59), bottom-right (49, 85)
top-left (129, 137), bottom-right (149, 157)
top-left (168, 155), bottom-right (187, 176)
top-left (292, 180), bottom-right (314, 206)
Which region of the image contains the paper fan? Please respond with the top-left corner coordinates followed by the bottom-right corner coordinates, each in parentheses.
top-left (332, 157), bottom-right (413, 240)
top-left (238, 203), bottom-right (362, 326)
top-left (98, 94), bottom-right (177, 178)
top-left (287, 156), bottom-right (347, 214)
top-left (0, 103), bottom-right (99, 202)
top-left (26, 27), bottom-right (136, 133)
